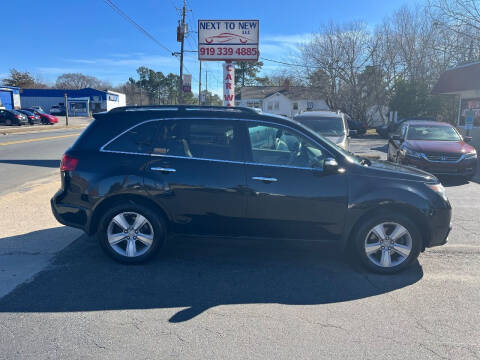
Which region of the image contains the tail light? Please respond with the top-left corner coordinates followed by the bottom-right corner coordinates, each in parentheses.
top-left (15, 115), bottom-right (20, 119)
top-left (60, 154), bottom-right (78, 171)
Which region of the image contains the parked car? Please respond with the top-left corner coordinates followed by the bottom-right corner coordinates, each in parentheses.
top-left (17, 109), bottom-right (41, 125)
top-left (24, 108), bottom-right (58, 125)
top-left (29, 106), bottom-right (45, 112)
top-left (347, 118), bottom-right (367, 135)
top-left (51, 105), bottom-right (451, 273)
top-left (377, 118), bottom-right (435, 139)
top-left (293, 111), bottom-right (356, 151)
top-left (0, 109), bottom-right (28, 126)
top-left (387, 120), bottom-right (477, 180)
top-left (50, 105), bottom-right (66, 116)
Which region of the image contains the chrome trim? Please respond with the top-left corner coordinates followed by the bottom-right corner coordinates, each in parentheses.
top-left (150, 167), bottom-right (176, 173)
top-left (150, 153), bottom-right (244, 165)
top-left (421, 153), bottom-right (465, 163)
top-left (100, 149), bottom-right (151, 156)
top-left (252, 176), bottom-right (278, 182)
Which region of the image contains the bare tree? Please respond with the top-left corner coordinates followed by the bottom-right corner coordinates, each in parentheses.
top-left (55, 73), bottom-right (111, 89)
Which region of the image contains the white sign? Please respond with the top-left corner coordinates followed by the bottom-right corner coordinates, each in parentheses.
top-left (198, 20), bottom-right (259, 61)
top-left (183, 74), bottom-right (192, 93)
top-left (223, 62), bottom-right (235, 107)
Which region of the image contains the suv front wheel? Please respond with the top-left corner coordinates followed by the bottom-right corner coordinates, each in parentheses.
top-left (98, 203), bottom-right (166, 263)
top-left (354, 212), bottom-right (421, 273)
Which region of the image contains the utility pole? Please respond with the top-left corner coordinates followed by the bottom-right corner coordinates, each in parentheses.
top-left (64, 93), bottom-right (69, 127)
top-left (205, 66), bottom-right (208, 105)
top-left (198, 61), bottom-right (202, 105)
top-left (177, 0), bottom-right (186, 104)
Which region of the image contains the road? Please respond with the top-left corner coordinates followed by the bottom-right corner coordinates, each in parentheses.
top-left (0, 132), bottom-right (479, 359)
top-left (0, 128), bottom-right (82, 195)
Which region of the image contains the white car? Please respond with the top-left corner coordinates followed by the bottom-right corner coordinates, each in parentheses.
top-left (294, 111), bottom-right (355, 151)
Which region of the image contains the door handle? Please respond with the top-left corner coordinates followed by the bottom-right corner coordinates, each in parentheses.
top-left (151, 167), bottom-right (176, 173)
top-left (252, 176), bottom-right (278, 183)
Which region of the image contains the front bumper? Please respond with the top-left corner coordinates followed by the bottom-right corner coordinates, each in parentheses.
top-left (402, 156), bottom-right (477, 176)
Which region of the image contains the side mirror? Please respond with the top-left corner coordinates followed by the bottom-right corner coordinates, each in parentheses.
top-left (390, 134), bottom-right (402, 141)
top-left (323, 157), bottom-right (338, 171)
top-left (464, 136), bottom-right (472, 143)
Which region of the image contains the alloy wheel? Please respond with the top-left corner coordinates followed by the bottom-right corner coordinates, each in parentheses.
top-left (107, 212), bottom-right (154, 258)
top-left (364, 222), bottom-right (412, 268)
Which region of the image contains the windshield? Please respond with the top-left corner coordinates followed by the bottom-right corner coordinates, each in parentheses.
top-left (295, 116), bottom-right (345, 136)
top-left (406, 125), bottom-right (461, 141)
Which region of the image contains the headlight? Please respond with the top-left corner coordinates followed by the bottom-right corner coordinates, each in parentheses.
top-left (426, 182), bottom-right (447, 200)
top-left (464, 149), bottom-right (477, 159)
top-left (405, 148), bottom-right (423, 158)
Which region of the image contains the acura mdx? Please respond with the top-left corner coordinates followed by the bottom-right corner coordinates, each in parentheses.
top-left (51, 106), bottom-right (452, 273)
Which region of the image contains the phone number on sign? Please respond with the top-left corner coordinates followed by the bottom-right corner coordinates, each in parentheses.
top-left (199, 47), bottom-right (258, 56)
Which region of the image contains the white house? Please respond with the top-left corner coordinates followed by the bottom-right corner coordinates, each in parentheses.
top-left (236, 84), bottom-right (329, 117)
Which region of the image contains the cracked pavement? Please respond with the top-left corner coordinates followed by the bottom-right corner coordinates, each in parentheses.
top-left (0, 137), bottom-right (479, 359)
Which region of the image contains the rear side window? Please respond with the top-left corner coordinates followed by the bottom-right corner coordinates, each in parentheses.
top-left (104, 121), bottom-right (158, 154)
top-left (151, 120), bottom-right (241, 161)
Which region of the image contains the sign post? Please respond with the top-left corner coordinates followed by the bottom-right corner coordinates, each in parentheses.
top-left (64, 93), bottom-right (69, 127)
top-left (223, 62), bottom-right (235, 107)
top-left (198, 20), bottom-right (259, 107)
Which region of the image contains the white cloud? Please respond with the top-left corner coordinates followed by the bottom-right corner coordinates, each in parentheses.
top-left (261, 33), bottom-right (313, 45)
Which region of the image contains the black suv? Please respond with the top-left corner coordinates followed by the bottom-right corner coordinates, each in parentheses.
top-left (51, 106), bottom-right (451, 273)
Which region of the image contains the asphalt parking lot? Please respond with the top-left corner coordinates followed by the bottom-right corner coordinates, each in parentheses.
top-left (0, 132), bottom-right (479, 359)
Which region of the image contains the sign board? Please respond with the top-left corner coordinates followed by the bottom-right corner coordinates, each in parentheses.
top-left (223, 62), bottom-right (235, 106)
top-left (183, 74), bottom-right (192, 93)
top-left (465, 110), bottom-right (474, 130)
top-left (198, 20), bottom-right (259, 61)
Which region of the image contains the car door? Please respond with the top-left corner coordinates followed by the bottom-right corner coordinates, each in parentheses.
top-left (0, 110), bottom-right (6, 124)
top-left (144, 119), bottom-right (247, 236)
top-left (242, 121), bottom-right (348, 241)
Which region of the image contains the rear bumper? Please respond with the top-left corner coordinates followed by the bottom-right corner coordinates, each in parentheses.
top-left (51, 189), bottom-right (89, 233)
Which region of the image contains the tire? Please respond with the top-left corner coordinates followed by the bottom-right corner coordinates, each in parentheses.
top-left (97, 203), bottom-right (166, 264)
top-left (353, 212), bottom-right (422, 274)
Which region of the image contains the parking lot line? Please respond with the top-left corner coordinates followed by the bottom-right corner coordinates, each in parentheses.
top-left (0, 133), bottom-right (80, 146)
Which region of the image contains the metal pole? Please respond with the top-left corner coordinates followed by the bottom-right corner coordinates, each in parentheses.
top-left (178, 0), bottom-right (186, 104)
top-left (64, 93), bottom-right (69, 126)
top-left (205, 67), bottom-right (208, 105)
top-left (198, 61), bottom-right (202, 105)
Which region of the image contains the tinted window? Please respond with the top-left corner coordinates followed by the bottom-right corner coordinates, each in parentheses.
top-left (105, 121), bottom-right (158, 154)
top-left (151, 120), bottom-right (241, 161)
top-left (295, 116), bottom-right (345, 136)
top-left (247, 124), bottom-right (324, 168)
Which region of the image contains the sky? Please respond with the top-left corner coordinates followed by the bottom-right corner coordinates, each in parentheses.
top-left (1, 0), bottom-right (421, 95)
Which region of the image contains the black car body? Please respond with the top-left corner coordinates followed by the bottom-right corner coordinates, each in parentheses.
top-left (17, 109), bottom-right (42, 125)
top-left (51, 106), bottom-right (452, 273)
top-left (347, 118), bottom-right (367, 135)
top-left (0, 109), bottom-right (28, 125)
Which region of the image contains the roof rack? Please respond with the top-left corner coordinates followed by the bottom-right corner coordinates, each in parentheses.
top-left (108, 105), bottom-right (259, 114)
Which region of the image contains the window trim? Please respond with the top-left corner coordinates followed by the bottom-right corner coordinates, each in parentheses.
top-left (99, 117), bottom-right (333, 170)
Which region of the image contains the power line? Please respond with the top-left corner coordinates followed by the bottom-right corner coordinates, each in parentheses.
top-left (260, 57), bottom-right (309, 68)
top-left (103, 0), bottom-right (173, 55)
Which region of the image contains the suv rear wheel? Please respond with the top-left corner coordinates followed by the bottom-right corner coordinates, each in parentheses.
top-left (354, 212), bottom-right (421, 273)
top-left (97, 203), bottom-right (166, 263)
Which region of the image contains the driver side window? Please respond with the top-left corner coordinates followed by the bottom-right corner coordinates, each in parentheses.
top-left (247, 124), bottom-right (324, 168)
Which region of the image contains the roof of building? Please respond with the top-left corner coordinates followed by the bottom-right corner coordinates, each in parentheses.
top-left (432, 62), bottom-right (480, 94)
top-left (20, 87), bottom-right (123, 98)
top-left (239, 86), bottom-right (324, 101)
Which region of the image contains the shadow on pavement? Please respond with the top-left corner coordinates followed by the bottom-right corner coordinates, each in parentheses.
top-left (0, 231), bottom-right (423, 322)
top-left (0, 159), bottom-right (59, 168)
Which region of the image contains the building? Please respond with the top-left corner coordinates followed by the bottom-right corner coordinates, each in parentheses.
top-left (0, 86), bottom-right (21, 110)
top-left (432, 61), bottom-right (480, 149)
top-left (20, 88), bottom-right (126, 116)
top-left (432, 62), bottom-right (480, 126)
top-left (236, 85), bottom-right (328, 117)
